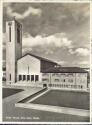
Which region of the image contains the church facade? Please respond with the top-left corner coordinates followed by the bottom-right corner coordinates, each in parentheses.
top-left (5, 19), bottom-right (88, 91)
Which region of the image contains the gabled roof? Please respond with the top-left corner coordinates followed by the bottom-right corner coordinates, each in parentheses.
top-left (18, 53), bottom-right (57, 65)
top-left (42, 66), bottom-right (88, 73)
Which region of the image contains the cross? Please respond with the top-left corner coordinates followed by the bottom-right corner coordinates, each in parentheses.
top-left (28, 66), bottom-right (29, 74)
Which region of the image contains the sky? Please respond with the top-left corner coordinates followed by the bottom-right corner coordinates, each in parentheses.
top-left (3, 3), bottom-right (90, 67)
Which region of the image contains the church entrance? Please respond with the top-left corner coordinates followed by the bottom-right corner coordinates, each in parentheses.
top-left (43, 84), bottom-right (47, 88)
top-left (18, 74), bottom-right (39, 82)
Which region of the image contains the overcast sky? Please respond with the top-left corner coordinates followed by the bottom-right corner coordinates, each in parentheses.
top-left (3, 3), bottom-right (90, 67)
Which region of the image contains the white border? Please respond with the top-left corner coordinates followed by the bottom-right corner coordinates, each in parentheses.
top-left (0, 0), bottom-right (2, 123)
top-left (2, 0), bottom-right (92, 3)
top-left (0, 0), bottom-right (91, 124)
top-left (90, 1), bottom-right (92, 123)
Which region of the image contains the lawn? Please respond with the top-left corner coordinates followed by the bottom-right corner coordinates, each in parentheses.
top-left (31, 90), bottom-right (89, 110)
top-left (3, 88), bottom-right (24, 98)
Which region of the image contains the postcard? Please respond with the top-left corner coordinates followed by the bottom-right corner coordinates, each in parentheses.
top-left (0, 0), bottom-right (91, 124)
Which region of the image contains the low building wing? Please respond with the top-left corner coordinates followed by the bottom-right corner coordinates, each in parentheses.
top-left (42, 66), bottom-right (88, 73)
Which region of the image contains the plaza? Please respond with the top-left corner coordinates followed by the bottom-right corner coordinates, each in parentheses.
top-left (3, 86), bottom-right (90, 122)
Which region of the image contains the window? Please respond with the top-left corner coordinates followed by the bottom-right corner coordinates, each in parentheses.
top-left (9, 26), bottom-right (11, 42)
top-left (55, 79), bottom-right (59, 82)
top-left (58, 84), bottom-right (60, 87)
top-left (3, 67), bottom-right (6, 71)
top-left (66, 85), bottom-right (68, 88)
top-left (10, 74), bottom-right (11, 81)
top-left (23, 75), bottom-right (26, 81)
top-left (52, 73), bottom-right (55, 76)
top-left (64, 79), bottom-right (65, 82)
top-left (17, 28), bottom-right (20, 43)
top-left (35, 75), bottom-right (39, 82)
top-left (31, 75), bottom-right (34, 81)
top-left (64, 84), bottom-right (65, 87)
top-left (68, 79), bottom-right (73, 83)
top-left (27, 75), bottom-right (30, 81)
top-left (52, 73), bottom-right (60, 77)
top-left (42, 78), bottom-right (49, 82)
top-left (60, 73), bottom-right (66, 76)
top-left (71, 85), bottom-right (73, 88)
top-left (67, 73), bottom-right (73, 76)
top-left (81, 85), bottom-right (83, 89)
top-left (74, 85), bottom-right (76, 88)
top-left (3, 73), bottom-right (6, 76)
top-left (49, 84), bottom-right (52, 87)
top-left (19, 75), bottom-right (22, 81)
top-left (42, 73), bottom-right (49, 76)
top-left (68, 85), bottom-right (70, 88)
top-left (78, 85), bottom-right (81, 88)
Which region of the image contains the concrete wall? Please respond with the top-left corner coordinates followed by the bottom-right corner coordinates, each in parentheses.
top-left (76, 73), bottom-right (87, 90)
top-left (6, 20), bottom-right (22, 84)
top-left (6, 21), bottom-right (16, 84)
top-left (42, 73), bottom-right (88, 90)
top-left (17, 55), bottom-right (42, 82)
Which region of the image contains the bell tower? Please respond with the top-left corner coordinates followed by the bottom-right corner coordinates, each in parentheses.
top-left (6, 18), bottom-right (22, 84)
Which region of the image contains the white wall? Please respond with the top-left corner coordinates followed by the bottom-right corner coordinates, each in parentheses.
top-left (6, 20), bottom-right (22, 84)
top-left (6, 21), bottom-right (16, 83)
top-left (42, 72), bottom-right (88, 90)
top-left (76, 73), bottom-right (87, 90)
top-left (17, 55), bottom-right (42, 81)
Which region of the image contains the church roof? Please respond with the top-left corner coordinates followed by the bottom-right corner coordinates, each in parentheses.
top-left (18, 53), bottom-right (87, 73)
top-left (42, 66), bottom-right (88, 73)
top-left (18, 53), bottom-right (58, 65)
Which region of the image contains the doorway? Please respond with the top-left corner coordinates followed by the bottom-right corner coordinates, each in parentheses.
top-left (43, 84), bottom-right (47, 88)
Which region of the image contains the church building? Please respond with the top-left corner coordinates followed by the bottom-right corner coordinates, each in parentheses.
top-left (5, 19), bottom-right (88, 91)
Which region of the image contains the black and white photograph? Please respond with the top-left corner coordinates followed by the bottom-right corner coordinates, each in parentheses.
top-left (2, 1), bottom-right (90, 123)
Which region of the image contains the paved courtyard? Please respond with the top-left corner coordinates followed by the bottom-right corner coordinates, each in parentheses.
top-left (3, 86), bottom-right (90, 122)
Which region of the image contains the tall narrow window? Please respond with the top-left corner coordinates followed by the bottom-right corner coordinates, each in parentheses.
top-left (19, 75), bottom-right (22, 81)
top-left (81, 85), bottom-right (83, 89)
top-left (35, 75), bottom-right (39, 82)
top-left (64, 79), bottom-right (65, 82)
top-left (8, 22), bottom-right (12, 42)
top-left (17, 28), bottom-right (20, 43)
top-left (10, 74), bottom-right (11, 81)
top-left (9, 26), bottom-right (11, 42)
top-left (27, 75), bottom-right (30, 81)
top-left (28, 66), bottom-right (29, 74)
top-left (55, 79), bottom-right (59, 82)
top-left (23, 75), bottom-right (26, 81)
top-left (31, 75), bottom-right (34, 81)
